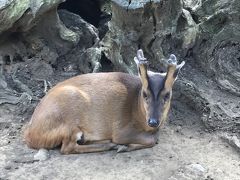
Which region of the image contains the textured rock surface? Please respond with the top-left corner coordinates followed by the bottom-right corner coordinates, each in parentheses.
top-left (0, 1), bottom-right (105, 118)
top-left (0, 0), bottom-right (64, 34)
top-left (183, 0), bottom-right (240, 131)
top-left (169, 163), bottom-right (207, 180)
top-left (100, 0), bottom-right (240, 132)
top-left (101, 0), bottom-right (184, 74)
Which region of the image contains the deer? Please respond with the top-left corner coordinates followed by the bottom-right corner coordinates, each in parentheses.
top-left (24, 49), bottom-right (185, 154)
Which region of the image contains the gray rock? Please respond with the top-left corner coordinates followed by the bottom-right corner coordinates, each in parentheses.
top-left (78, 48), bottom-right (102, 73)
top-left (0, 0), bottom-right (64, 34)
top-left (0, 1), bottom-right (101, 117)
top-left (4, 165), bottom-right (11, 170)
top-left (101, 0), bottom-right (183, 74)
top-left (168, 163), bottom-right (207, 180)
top-left (100, 0), bottom-right (240, 132)
top-left (34, 149), bottom-right (49, 161)
top-left (221, 134), bottom-right (240, 152)
top-left (58, 9), bottom-right (100, 49)
top-left (187, 163), bottom-right (206, 175)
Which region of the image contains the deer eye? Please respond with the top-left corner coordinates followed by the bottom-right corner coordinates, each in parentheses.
top-left (142, 91), bottom-right (148, 99)
top-left (164, 92), bottom-right (170, 102)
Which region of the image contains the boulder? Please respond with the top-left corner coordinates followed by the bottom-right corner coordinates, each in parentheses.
top-left (101, 0), bottom-right (184, 74)
top-left (100, 0), bottom-right (240, 132)
top-left (0, 0), bottom-right (63, 34)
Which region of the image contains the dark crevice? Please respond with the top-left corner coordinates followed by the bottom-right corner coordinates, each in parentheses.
top-left (100, 53), bottom-right (114, 72)
top-left (58, 0), bottom-right (102, 27)
top-left (98, 12), bottom-right (112, 39)
top-left (3, 55), bottom-right (11, 65)
top-left (151, 8), bottom-right (157, 32)
top-left (185, 48), bottom-right (193, 58)
top-left (147, 37), bottom-right (156, 56)
top-left (138, 44), bottom-right (141, 49)
top-left (184, 7), bottom-right (200, 24)
top-left (176, 13), bottom-right (186, 33)
top-left (191, 13), bottom-right (200, 24)
top-left (88, 62), bottom-right (92, 69)
top-left (127, 0), bottom-right (131, 11)
top-left (13, 54), bottom-right (24, 62)
top-left (187, 9), bottom-right (200, 24)
top-left (146, 2), bottom-right (157, 58)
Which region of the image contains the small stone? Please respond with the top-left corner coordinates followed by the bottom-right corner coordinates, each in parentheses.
top-left (188, 163), bottom-right (206, 175)
top-left (4, 165), bottom-right (11, 170)
top-left (34, 149), bottom-right (49, 161)
top-left (215, 168), bottom-right (223, 174)
top-left (176, 126), bottom-right (182, 133)
top-left (220, 134), bottom-right (240, 152)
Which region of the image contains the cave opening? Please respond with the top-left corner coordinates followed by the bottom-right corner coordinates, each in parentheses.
top-left (3, 55), bottom-right (11, 65)
top-left (100, 53), bottom-right (114, 72)
top-left (58, 0), bottom-right (102, 27)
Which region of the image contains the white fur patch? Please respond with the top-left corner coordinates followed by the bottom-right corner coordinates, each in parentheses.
top-left (76, 132), bottom-right (83, 141)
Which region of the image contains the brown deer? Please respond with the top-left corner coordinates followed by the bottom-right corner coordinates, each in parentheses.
top-left (24, 49), bottom-right (185, 154)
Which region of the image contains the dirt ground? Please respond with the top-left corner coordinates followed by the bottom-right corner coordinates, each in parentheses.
top-left (1, 104), bottom-right (240, 180)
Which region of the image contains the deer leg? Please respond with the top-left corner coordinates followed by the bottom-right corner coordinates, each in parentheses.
top-left (114, 131), bottom-right (158, 153)
top-left (60, 126), bottom-right (117, 154)
top-left (114, 129), bottom-right (158, 145)
top-left (61, 141), bottom-right (117, 154)
top-left (117, 143), bottom-right (155, 153)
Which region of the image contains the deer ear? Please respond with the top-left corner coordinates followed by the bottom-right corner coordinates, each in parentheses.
top-left (134, 49), bottom-right (149, 90)
top-left (164, 54), bottom-right (185, 90)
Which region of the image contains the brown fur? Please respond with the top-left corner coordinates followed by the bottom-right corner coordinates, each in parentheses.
top-left (24, 72), bottom-right (160, 154)
top-left (165, 65), bottom-right (177, 90)
top-left (24, 52), bottom-right (183, 154)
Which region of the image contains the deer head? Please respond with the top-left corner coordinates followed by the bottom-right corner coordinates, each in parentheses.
top-left (134, 49), bottom-right (185, 128)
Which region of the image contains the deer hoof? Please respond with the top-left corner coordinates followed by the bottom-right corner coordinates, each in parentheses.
top-left (116, 145), bottom-right (128, 153)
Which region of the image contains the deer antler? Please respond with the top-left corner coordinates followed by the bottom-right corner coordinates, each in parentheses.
top-left (134, 49), bottom-right (148, 64)
top-left (168, 54), bottom-right (177, 65)
top-left (134, 49), bottom-right (149, 90)
top-left (165, 54), bottom-right (185, 90)
top-left (167, 54), bottom-right (185, 69)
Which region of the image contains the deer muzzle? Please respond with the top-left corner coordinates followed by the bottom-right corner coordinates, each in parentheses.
top-left (148, 118), bottom-right (160, 128)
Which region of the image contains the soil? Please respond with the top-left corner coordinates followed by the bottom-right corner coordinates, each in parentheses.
top-left (0, 103), bottom-right (239, 180)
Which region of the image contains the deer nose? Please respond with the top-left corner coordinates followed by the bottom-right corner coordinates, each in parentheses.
top-left (148, 118), bottom-right (159, 127)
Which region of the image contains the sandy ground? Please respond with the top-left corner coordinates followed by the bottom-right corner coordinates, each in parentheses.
top-left (0, 108), bottom-right (240, 180)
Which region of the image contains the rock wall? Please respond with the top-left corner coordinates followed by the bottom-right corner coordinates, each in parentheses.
top-left (0, 0), bottom-right (239, 132)
top-left (0, 0), bottom-right (102, 117)
top-left (180, 0), bottom-right (240, 132)
top-left (101, 0), bottom-right (240, 132)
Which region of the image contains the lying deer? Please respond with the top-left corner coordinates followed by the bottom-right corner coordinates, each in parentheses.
top-left (24, 49), bottom-right (185, 154)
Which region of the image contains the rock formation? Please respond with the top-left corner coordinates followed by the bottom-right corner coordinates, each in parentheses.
top-left (0, 0), bottom-right (239, 133)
